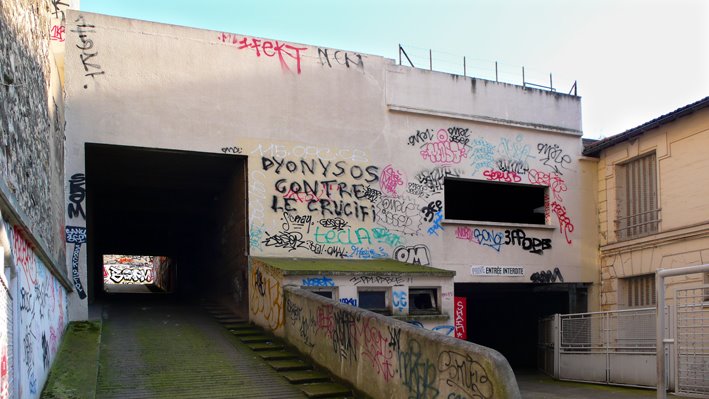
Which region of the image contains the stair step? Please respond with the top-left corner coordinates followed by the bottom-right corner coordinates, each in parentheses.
top-left (299, 382), bottom-right (352, 398)
top-left (258, 350), bottom-right (300, 360)
top-left (229, 329), bottom-right (262, 336)
top-left (247, 342), bottom-right (285, 351)
top-left (281, 370), bottom-right (330, 384)
top-left (267, 359), bottom-right (311, 371)
top-left (217, 317), bottom-right (246, 323)
top-left (239, 335), bottom-right (273, 343)
top-left (222, 322), bottom-right (252, 330)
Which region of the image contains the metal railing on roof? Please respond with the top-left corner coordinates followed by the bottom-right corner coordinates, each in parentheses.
top-left (398, 44), bottom-right (578, 96)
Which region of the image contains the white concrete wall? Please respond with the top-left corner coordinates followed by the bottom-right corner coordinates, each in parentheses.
top-left (63, 11), bottom-right (590, 319)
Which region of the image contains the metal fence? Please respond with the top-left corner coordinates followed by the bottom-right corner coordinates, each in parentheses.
top-left (676, 285), bottom-right (709, 396)
top-left (558, 307), bottom-right (657, 387)
top-left (397, 44), bottom-right (578, 95)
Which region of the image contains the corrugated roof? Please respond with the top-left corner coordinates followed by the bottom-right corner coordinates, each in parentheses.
top-left (583, 96), bottom-right (709, 157)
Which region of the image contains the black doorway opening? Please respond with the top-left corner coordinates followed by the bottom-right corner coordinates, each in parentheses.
top-left (456, 283), bottom-right (587, 369)
top-left (84, 144), bottom-right (248, 310)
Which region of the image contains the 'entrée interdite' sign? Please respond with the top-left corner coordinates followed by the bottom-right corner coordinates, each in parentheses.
top-left (470, 265), bottom-right (525, 277)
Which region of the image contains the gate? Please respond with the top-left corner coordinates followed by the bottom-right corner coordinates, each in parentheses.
top-left (676, 285), bottom-right (709, 396)
top-left (556, 308), bottom-right (657, 387)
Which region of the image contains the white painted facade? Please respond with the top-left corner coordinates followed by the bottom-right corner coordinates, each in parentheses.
top-left (62, 11), bottom-right (597, 320)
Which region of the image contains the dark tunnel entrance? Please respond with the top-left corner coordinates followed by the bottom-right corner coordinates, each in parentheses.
top-left (85, 144), bottom-right (248, 313)
top-left (456, 283), bottom-right (588, 370)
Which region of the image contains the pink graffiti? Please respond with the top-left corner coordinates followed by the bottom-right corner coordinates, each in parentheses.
top-left (11, 226), bottom-right (38, 286)
top-left (50, 25), bottom-right (65, 42)
top-left (482, 169), bottom-right (521, 183)
top-left (528, 169), bottom-right (567, 202)
top-left (379, 165), bottom-right (405, 196)
top-left (419, 129), bottom-right (467, 164)
top-left (218, 33), bottom-right (307, 74)
top-left (0, 347), bottom-right (7, 399)
top-left (49, 326), bottom-right (58, 357)
top-left (316, 304), bottom-right (334, 338)
top-left (551, 201), bottom-right (574, 244)
top-left (361, 318), bottom-right (395, 381)
top-left (455, 226), bottom-right (473, 240)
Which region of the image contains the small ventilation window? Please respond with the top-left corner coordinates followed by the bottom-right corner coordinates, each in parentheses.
top-left (358, 290), bottom-right (390, 314)
top-left (409, 288), bottom-right (439, 315)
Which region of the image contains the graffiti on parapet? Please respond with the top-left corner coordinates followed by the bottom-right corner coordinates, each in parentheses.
top-left (394, 244), bottom-right (431, 266)
top-left (438, 351), bottom-right (494, 399)
top-left (72, 15), bottom-right (105, 86)
top-left (537, 142), bottom-right (572, 175)
top-left (250, 266), bottom-right (284, 330)
top-left (218, 33), bottom-right (307, 74)
top-left (65, 226), bottom-right (87, 299)
top-left (67, 173), bottom-right (86, 219)
top-left (530, 267), bottom-right (564, 283)
top-left (398, 339), bottom-right (440, 399)
top-left (317, 48), bottom-right (364, 69)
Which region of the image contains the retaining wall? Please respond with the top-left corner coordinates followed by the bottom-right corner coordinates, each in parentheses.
top-left (283, 286), bottom-right (521, 399)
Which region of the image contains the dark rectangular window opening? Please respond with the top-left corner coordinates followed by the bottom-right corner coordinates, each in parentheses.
top-left (359, 290), bottom-right (390, 315)
top-left (444, 177), bottom-right (546, 224)
top-left (409, 288), bottom-right (439, 315)
top-left (313, 291), bottom-right (333, 299)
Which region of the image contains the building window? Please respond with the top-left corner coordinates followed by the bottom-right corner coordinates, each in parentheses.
top-left (444, 177), bottom-right (546, 225)
top-left (311, 290), bottom-right (333, 299)
top-left (358, 289), bottom-right (390, 315)
top-left (615, 153), bottom-right (659, 240)
top-left (622, 274), bottom-right (656, 308)
top-left (409, 288), bottom-right (439, 315)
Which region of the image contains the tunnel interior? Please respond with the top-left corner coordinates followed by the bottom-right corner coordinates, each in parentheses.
top-left (456, 283), bottom-right (587, 370)
top-left (85, 144), bottom-right (248, 311)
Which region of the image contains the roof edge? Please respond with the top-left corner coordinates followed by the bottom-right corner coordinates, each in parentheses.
top-left (583, 96), bottom-right (709, 157)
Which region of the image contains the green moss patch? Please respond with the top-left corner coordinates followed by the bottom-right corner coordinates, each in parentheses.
top-left (41, 321), bottom-right (102, 399)
top-left (255, 257), bottom-right (455, 275)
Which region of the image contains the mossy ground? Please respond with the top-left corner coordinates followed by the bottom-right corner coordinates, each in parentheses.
top-left (41, 321), bottom-right (102, 399)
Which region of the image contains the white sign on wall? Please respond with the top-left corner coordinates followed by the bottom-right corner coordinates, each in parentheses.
top-left (471, 265), bottom-right (525, 277)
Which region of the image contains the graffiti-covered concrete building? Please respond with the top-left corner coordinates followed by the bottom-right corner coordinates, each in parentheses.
top-left (56, 11), bottom-right (598, 369)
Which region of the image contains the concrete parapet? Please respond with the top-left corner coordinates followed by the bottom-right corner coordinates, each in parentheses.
top-left (283, 286), bottom-right (521, 399)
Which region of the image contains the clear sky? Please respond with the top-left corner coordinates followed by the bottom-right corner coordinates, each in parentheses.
top-left (80, 0), bottom-right (708, 139)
